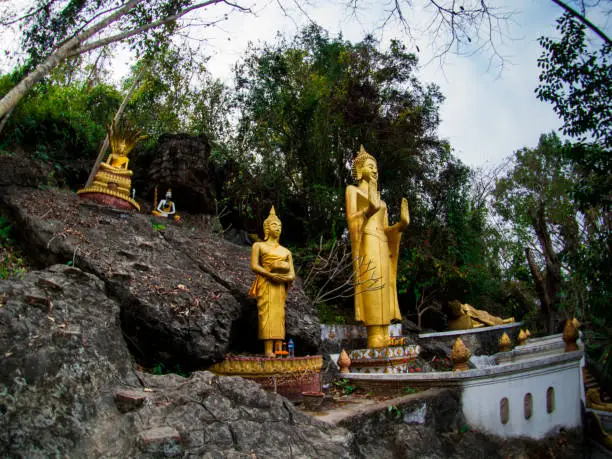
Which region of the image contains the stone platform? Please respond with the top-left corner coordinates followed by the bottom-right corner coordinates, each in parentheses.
top-left (209, 355), bottom-right (323, 401)
top-left (348, 345), bottom-right (420, 374)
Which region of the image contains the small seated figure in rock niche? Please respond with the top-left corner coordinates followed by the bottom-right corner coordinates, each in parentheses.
top-left (249, 207), bottom-right (295, 358)
top-left (152, 188), bottom-right (180, 221)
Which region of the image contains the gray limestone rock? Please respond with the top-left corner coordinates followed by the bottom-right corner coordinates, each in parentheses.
top-left (0, 264), bottom-right (138, 458)
top-left (1, 186), bottom-right (320, 369)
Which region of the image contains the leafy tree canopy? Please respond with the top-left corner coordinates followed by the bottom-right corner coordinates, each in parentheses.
top-left (536, 11), bottom-right (612, 209)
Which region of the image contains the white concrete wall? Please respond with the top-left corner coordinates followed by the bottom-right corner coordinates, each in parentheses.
top-left (461, 359), bottom-right (582, 438)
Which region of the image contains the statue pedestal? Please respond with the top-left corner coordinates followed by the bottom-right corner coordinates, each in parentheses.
top-left (348, 345), bottom-right (420, 374)
top-left (209, 355), bottom-right (323, 401)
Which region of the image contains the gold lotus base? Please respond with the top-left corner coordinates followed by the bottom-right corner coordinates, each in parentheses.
top-left (77, 187), bottom-right (140, 211)
top-left (210, 355), bottom-right (322, 376)
top-left (209, 355), bottom-right (323, 401)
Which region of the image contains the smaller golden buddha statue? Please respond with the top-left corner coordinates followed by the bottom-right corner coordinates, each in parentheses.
top-left (78, 120), bottom-right (146, 211)
top-left (152, 188), bottom-right (180, 221)
top-left (249, 207), bottom-right (295, 358)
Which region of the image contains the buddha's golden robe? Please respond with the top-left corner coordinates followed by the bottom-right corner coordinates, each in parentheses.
top-left (248, 246), bottom-right (291, 340)
top-left (346, 186), bottom-right (402, 325)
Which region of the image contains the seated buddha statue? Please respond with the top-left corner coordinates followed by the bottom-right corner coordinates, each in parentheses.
top-left (77, 120), bottom-right (146, 211)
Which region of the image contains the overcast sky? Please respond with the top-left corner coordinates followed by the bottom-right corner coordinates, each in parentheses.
top-left (2, 0), bottom-right (609, 169)
top-left (186, 0), bottom-right (569, 168)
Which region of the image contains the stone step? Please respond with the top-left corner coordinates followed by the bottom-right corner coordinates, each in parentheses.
top-left (137, 426), bottom-right (182, 457)
top-left (114, 389), bottom-right (149, 413)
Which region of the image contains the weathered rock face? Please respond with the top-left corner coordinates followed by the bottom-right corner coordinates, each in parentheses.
top-left (147, 133), bottom-right (217, 214)
top-left (1, 186), bottom-right (321, 370)
top-left (123, 371), bottom-right (354, 458)
top-left (0, 152), bottom-right (55, 188)
top-left (0, 265), bottom-right (353, 457)
top-left (0, 264), bottom-right (138, 457)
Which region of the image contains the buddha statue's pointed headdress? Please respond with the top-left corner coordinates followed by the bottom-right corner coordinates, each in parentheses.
top-left (263, 206), bottom-right (282, 240)
top-left (351, 145), bottom-right (377, 181)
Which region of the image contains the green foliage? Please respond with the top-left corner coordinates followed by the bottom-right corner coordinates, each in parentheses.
top-left (536, 12), bottom-right (611, 209)
top-left (0, 216), bottom-right (14, 246)
top-left (150, 362), bottom-right (190, 378)
top-left (398, 158), bottom-right (509, 323)
top-left (232, 25), bottom-right (448, 244)
top-left (0, 70), bottom-right (122, 187)
top-left (0, 216), bottom-right (28, 279)
top-left (403, 385), bottom-right (418, 394)
top-left (0, 252), bottom-right (27, 280)
top-left (18, 0), bottom-right (188, 70)
top-left (151, 220), bottom-right (166, 232)
top-left (586, 327), bottom-right (612, 390)
top-left (316, 303), bottom-right (346, 325)
top-left (493, 131), bottom-right (611, 337)
top-left (333, 378), bottom-right (356, 395)
top-left (387, 405), bottom-right (403, 420)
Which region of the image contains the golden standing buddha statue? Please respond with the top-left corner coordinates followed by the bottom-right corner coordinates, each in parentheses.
top-left (249, 207), bottom-right (296, 357)
top-left (345, 146), bottom-right (410, 348)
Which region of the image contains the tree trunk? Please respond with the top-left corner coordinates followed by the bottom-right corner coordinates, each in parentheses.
top-left (525, 247), bottom-right (554, 333)
top-left (0, 108), bottom-right (14, 137)
top-left (529, 203), bottom-right (562, 331)
top-left (84, 69), bottom-right (144, 188)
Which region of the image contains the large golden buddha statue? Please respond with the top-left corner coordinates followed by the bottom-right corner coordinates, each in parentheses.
top-left (77, 120), bottom-right (145, 211)
top-left (249, 207), bottom-right (295, 357)
top-left (346, 146), bottom-right (410, 348)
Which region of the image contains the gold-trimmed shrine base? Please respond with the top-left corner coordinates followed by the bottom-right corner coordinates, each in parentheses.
top-left (209, 355), bottom-right (323, 401)
top-left (348, 345), bottom-right (420, 374)
top-left (77, 190), bottom-right (140, 211)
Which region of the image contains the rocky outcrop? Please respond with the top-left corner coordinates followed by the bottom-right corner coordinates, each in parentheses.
top-left (147, 134), bottom-right (217, 214)
top-left (0, 152), bottom-right (55, 188)
top-left (0, 186), bottom-right (321, 370)
top-left (0, 265), bottom-right (353, 457)
top-left (0, 264), bottom-right (138, 457)
top-left (124, 371), bottom-right (354, 458)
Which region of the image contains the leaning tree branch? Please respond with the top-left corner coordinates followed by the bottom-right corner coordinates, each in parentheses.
top-left (0, 0), bottom-right (239, 120)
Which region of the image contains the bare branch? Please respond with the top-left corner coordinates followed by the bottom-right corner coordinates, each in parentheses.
top-left (67, 0), bottom-right (237, 58)
top-left (0, 0), bottom-right (55, 26)
top-left (303, 238), bottom-right (384, 306)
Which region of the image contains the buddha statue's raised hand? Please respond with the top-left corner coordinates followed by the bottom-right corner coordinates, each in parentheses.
top-left (399, 197), bottom-right (410, 229)
top-left (367, 178), bottom-right (380, 216)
